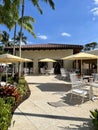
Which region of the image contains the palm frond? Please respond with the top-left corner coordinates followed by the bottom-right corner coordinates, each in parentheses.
top-left (22, 23), bottom-right (36, 38)
top-left (19, 16), bottom-right (35, 23)
top-left (0, 0), bottom-right (20, 30)
top-left (31, 0), bottom-right (43, 14)
top-left (42, 0), bottom-right (55, 9)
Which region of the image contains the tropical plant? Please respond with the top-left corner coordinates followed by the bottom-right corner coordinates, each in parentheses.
top-left (90, 109), bottom-right (98, 130)
top-left (0, 0), bottom-right (20, 30)
top-left (0, 75), bottom-right (30, 129)
top-left (0, 85), bottom-right (21, 102)
top-left (18, 0), bottom-right (55, 77)
top-left (0, 0), bottom-right (55, 77)
top-left (0, 31), bottom-right (12, 53)
top-left (1, 31), bottom-right (10, 46)
top-left (12, 16), bottom-right (36, 53)
top-left (83, 42), bottom-right (98, 51)
top-left (13, 31), bottom-right (27, 45)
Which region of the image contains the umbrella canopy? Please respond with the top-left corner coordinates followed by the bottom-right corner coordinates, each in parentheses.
top-left (39, 58), bottom-right (56, 62)
top-left (23, 58), bottom-right (33, 62)
top-left (0, 53), bottom-right (27, 84)
top-left (0, 53), bottom-right (25, 63)
top-left (62, 52), bottom-right (98, 74)
top-left (62, 52), bottom-right (98, 60)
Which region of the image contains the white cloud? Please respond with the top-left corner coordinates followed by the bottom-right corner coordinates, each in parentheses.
top-left (90, 0), bottom-right (98, 19)
top-left (61, 32), bottom-right (71, 37)
top-left (94, 0), bottom-right (98, 5)
top-left (37, 35), bottom-right (47, 40)
top-left (91, 7), bottom-right (98, 16)
top-left (27, 41), bottom-right (32, 44)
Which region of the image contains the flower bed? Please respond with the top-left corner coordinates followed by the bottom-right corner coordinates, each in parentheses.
top-left (0, 77), bottom-right (31, 130)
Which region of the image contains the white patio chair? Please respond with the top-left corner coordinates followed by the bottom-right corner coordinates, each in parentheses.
top-left (70, 73), bottom-right (88, 103)
top-left (48, 68), bottom-right (54, 75)
top-left (40, 68), bottom-right (46, 74)
top-left (94, 73), bottom-right (98, 82)
top-left (92, 73), bottom-right (98, 95)
top-left (60, 68), bottom-right (67, 79)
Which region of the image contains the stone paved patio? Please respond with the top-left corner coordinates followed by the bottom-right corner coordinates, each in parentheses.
top-left (8, 75), bottom-right (98, 130)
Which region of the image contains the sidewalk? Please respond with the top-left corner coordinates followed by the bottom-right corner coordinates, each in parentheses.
top-left (8, 75), bottom-right (98, 130)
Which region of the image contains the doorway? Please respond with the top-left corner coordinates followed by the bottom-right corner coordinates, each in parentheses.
top-left (53, 60), bottom-right (63, 74)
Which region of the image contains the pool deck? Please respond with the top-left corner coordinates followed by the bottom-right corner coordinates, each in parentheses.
top-left (8, 75), bottom-right (98, 130)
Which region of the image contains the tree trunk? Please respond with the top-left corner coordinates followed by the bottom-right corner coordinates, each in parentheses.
top-left (12, 22), bottom-right (17, 77)
top-left (19, 0), bottom-right (24, 78)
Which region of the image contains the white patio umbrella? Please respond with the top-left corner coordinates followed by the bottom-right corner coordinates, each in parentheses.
top-left (23, 58), bottom-right (33, 62)
top-left (62, 52), bottom-right (98, 74)
top-left (0, 53), bottom-right (25, 63)
top-left (0, 53), bottom-right (27, 83)
top-left (39, 58), bottom-right (56, 62)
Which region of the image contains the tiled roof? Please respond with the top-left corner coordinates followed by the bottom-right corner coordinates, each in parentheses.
top-left (5, 43), bottom-right (83, 50)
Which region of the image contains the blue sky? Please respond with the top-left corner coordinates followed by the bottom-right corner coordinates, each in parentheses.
top-left (1, 0), bottom-right (98, 45)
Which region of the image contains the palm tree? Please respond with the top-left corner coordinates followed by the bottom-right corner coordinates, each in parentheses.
top-left (90, 42), bottom-right (97, 50)
top-left (83, 43), bottom-right (91, 51)
top-left (13, 16), bottom-right (35, 54)
top-left (0, 0), bottom-right (20, 30)
top-left (0, 31), bottom-right (11, 52)
top-left (14, 32), bottom-right (27, 45)
top-left (83, 42), bottom-right (98, 51)
top-left (1, 31), bottom-right (10, 46)
top-left (18, 0), bottom-right (55, 77)
top-left (19, 0), bottom-right (55, 57)
top-left (0, 0), bottom-right (55, 77)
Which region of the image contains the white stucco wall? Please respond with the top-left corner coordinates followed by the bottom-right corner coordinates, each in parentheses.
top-left (16, 49), bottom-right (73, 74)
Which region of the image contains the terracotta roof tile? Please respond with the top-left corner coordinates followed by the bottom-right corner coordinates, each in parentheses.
top-left (5, 43), bottom-right (83, 50)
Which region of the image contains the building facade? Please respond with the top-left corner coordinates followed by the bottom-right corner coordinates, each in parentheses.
top-left (5, 43), bottom-right (83, 74)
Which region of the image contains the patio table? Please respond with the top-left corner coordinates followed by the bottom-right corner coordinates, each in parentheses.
top-left (82, 74), bottom-right (98, 100)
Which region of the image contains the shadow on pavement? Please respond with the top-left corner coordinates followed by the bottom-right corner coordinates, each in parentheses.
top-left (47, 93), bottom-right (90, 107)
top-left (14, 111), bottom-right (90, 122)
top-left (36, 83), bottom-right (71, 92)
top-left (58, 122), bottom-right (92, 130)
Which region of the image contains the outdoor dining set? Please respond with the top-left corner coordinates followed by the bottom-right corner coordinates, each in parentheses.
top-left (69, 72), bottom-right (98, 103)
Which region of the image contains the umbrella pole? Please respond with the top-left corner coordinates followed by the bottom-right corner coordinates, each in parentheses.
top-left (6, 63), bottom-right (8, 85)
top-left (97, 59), bottom-right (98, 73)
top-left (81, 60), bottom-right (82, 75)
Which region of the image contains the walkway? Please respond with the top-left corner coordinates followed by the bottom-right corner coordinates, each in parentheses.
top-left (8, 75), bottom-right (98, 130)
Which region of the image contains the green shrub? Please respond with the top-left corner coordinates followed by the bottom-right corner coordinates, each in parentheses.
top-left (90, 109), bottom-right (98, 130)
top-left (17, 78), bottom-right (28, 95)
top-left (7, 77), bottom-right (14, 84)
top-left (0, 76), bottom-right (30, 130)
top-left (18, 77), bottom-right (26, 84)
top-left (4, 97), bottom-right (16, 106)
top-left (0, 98), bottom-right (12, 130)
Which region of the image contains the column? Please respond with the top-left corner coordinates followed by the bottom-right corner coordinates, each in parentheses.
top-left (48, 62), bottom-right (53, 69)
top-left (33, 59), bottom-right (39, 74)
